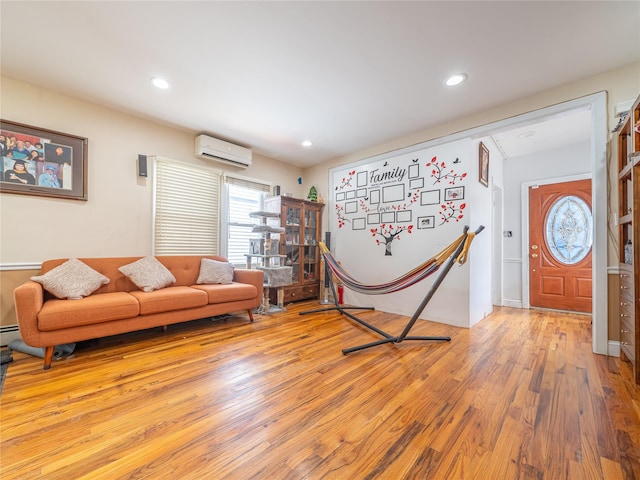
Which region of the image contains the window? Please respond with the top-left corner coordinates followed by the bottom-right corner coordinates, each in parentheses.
top-left (545, 195), bottom-right (592, 264)
top-left (153, 158), bottom-right (221, 255)
top-left (222, 175), bottom-right (271, 266)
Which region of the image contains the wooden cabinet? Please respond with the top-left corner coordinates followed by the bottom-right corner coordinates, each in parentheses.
top-left (617, 94), bottom-right (640, 383)
top-left (264, 196), bottom-right (324, 304)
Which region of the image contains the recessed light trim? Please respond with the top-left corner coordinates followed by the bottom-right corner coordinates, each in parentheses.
top-left (301, 140), bottom-right (313, 148)
top-left (445, 73), bottom-right (467, 87)
top-left (150, 76), bottom-right (170, 90)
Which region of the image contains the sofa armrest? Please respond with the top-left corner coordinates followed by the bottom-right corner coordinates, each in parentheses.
top-left (13, 280), bottom-right (44, 345)
top-left (233, 268), bottom-right (264, 293)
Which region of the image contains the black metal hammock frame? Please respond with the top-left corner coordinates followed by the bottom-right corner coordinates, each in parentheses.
top-left (300, 225), bottom-right (484, 354)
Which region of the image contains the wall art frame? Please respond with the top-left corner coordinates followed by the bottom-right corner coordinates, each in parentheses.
top-left (0, 119), bottom-right (88, 200)
top-left (479, 141), bottom-right (489, 188)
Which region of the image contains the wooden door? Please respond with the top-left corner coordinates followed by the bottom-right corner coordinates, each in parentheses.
top-left (529, 179), bottom-right (592, 313)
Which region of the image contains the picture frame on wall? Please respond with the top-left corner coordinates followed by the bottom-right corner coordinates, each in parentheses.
top-left (444, 186), bottom-right (465, 201)
top-left (0, 119), bottom-right (88, 200)
top-left (479, 141), bottom-right (489, 188)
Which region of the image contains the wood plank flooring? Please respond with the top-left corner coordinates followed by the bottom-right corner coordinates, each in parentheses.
top-left (1, 303), bottom-right (640, 479)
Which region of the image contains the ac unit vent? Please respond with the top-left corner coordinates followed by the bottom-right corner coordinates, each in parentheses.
top-left (194, 134), bottom-right (252, 168)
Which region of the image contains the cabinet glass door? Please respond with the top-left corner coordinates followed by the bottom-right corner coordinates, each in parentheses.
top-left (286, 244), bottom-right (300, 282)
top-left (285, 204), bottom-right (301, 283)
top-left (304, 245), bottom-right (317, 281)
top-left (303, 208), bottom-right (318, 281)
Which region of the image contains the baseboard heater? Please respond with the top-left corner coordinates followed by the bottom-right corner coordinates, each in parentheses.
top-left (0, 325), bottom-right (21, 347)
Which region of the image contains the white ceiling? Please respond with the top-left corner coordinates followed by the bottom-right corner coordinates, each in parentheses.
top-left (491, 107), bottom-right (593, 160)
top-left (1, 1), bottom-right (639, 167)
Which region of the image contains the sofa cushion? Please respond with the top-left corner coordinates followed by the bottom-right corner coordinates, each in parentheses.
top-left (118, 256), bottom-right (176, 292)
top-left (191, 283), bottom-right (258, 304)
top-left (38, 292), bottom-right (140, 331)
top-left (197, 258), bottom-right (234, 285)
top-left (128, 286), bottom-right (208, 315)
top-left (31, 258), bottom-right (110, 300)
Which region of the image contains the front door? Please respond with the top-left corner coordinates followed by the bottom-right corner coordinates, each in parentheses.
top-left (529, 179), bottom-right (592, 313)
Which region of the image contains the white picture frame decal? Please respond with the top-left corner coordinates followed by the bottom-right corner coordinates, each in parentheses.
top-left (382, 184), bottom-right (405, 203)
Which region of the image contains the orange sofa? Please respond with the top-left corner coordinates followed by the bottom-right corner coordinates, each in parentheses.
top-left (13, 256), bottom-right (264, 370)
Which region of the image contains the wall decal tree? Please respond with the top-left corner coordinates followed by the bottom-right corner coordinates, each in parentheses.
top-left (335, 170), bottom-right (356, 190)
top-left (370, 223), bottom-right (414, 256)
top-left (426, 156), bottom-right (467, 185)
top-left (439, 202), bottom-right (466, 225)
top-left (336, 203), bottom-right (348, 229)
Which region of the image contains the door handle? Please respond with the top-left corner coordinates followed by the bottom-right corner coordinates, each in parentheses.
top-left (531, 253), bottom-right (539, 258)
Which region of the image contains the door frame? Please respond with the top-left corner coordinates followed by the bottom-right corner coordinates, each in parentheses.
top-left (490, 91), bottom-right (607, 356)
top-left (493, 185), bottom-right (504, 306)
top-left (520, 173), bottom-right (592, 309)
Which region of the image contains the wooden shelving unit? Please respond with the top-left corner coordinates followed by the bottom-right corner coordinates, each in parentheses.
top-left (617, 94), bottom-right (640, 384)
top-left (264, 196), bottom-right (324, 304)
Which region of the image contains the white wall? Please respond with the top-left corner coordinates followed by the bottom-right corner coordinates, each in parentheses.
top-left (468, 137), bottom-right (504, 326)
top-left (501, 140), bottom-right (591, 307)
top-left (328, 137), bottom-right (494, 328)
top-left (0, 76), bottom-right (305, 264)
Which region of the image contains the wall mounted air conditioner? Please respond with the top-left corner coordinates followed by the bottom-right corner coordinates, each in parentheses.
top-left (194, 134), bottom-right (253, 168)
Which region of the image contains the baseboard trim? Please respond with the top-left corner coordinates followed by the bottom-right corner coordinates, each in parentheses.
top-left (502, 299), bottom-right (523, 308)
top-left (608, 340), bottom-right (620, 358)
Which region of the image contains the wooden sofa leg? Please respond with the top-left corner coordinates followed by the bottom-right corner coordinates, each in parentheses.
top-left (248, 309), bottom-right (254, 322)
top-left (43, 346), bottom-right (54, 370)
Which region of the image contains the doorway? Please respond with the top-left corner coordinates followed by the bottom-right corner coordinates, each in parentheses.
top-left (486, 92), bottom-right (606, 354)
top-left (528, 179), bottom-right (592, 313)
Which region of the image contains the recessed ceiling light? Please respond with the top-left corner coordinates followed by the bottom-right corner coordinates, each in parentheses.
top-left (302, 140), bottom-right (313, 148)
top-left (150, 76), bottom-right (170, 90)
top-left (444, 73), bottom-right (467, 87)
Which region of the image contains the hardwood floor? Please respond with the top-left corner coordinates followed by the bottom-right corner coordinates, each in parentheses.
top-left (1, 303), bottom-right (640, 479)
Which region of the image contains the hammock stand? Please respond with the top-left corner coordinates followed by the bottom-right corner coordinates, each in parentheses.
top-left (300, 225), bottom-right (483, 354)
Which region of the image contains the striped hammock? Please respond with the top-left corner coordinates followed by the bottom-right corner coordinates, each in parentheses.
top-left (319, 231), bottom-right (476, 296)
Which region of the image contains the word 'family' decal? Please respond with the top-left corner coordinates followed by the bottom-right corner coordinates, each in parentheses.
top-left (334, 155), bottom-right (467, 255)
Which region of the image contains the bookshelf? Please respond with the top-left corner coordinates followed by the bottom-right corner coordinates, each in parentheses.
top-left (617, 94), bottom-right (640, 383)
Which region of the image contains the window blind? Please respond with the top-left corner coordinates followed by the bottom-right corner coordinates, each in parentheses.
top-left (224, 175), bottom-right (271, 193)
top-left (223, 175), bottom-right (271, 265)
top-left (154, 158), bottom-right (221, 255)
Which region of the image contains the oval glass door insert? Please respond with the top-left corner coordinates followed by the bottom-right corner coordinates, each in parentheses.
top-left (545, 195), bottom-right (592, 264)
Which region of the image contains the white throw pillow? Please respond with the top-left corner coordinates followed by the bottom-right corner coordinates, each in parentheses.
top-left (118, 256), bottom-right (176, 292)
top-left (197, 258), bottom-right (234, 285)
top-left (31, 258), bottom-right (110, 300)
